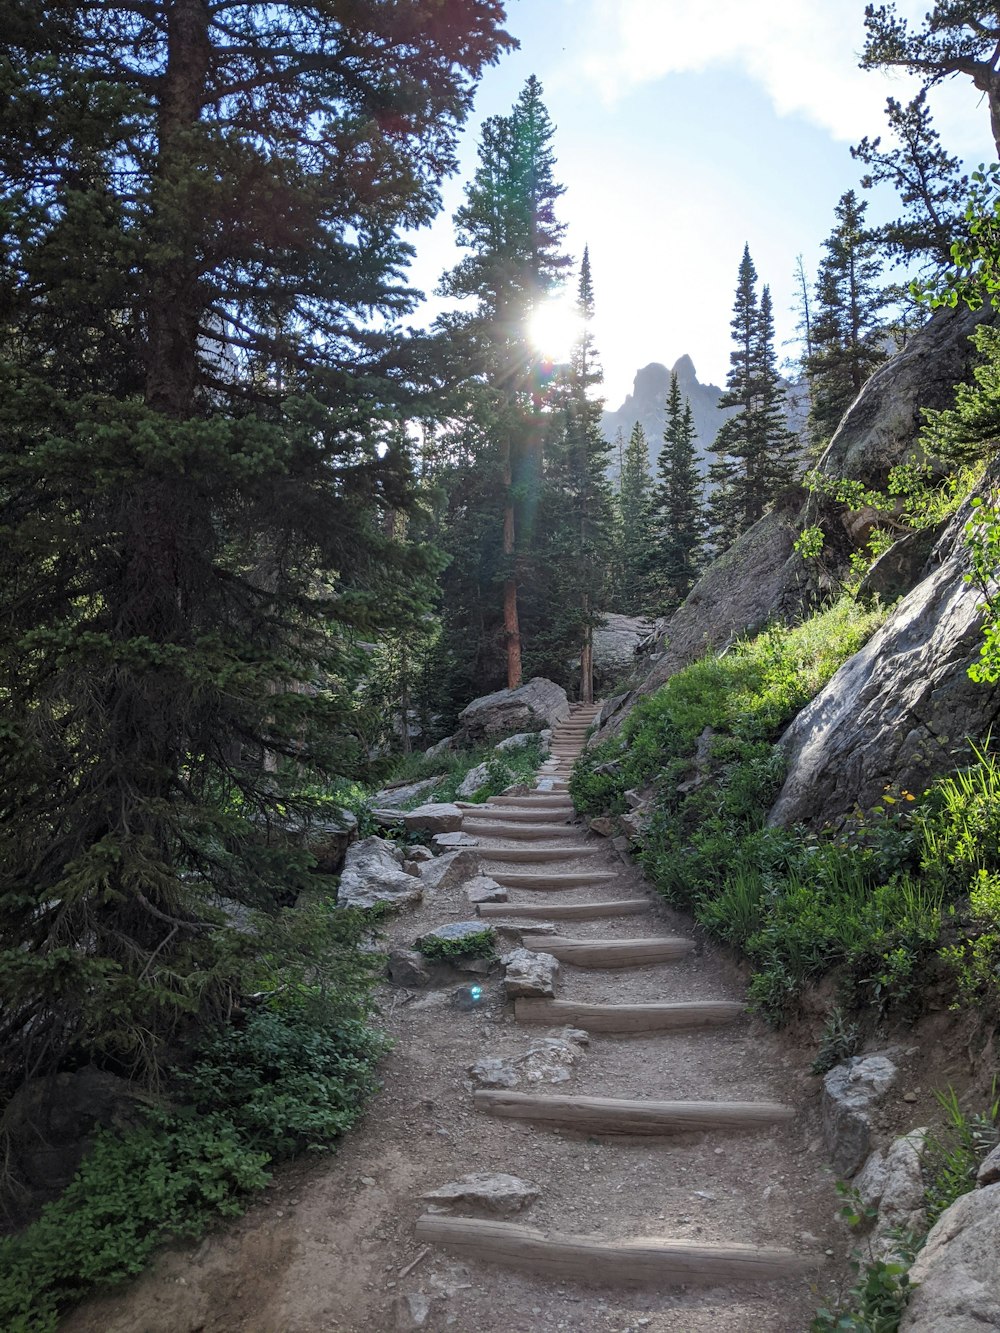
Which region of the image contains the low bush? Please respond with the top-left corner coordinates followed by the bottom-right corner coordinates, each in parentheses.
top-left (416, 926), bottom-right (496, 962)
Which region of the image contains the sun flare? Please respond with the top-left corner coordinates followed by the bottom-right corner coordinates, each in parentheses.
top-left (527, 297), bottom-right (582, 363)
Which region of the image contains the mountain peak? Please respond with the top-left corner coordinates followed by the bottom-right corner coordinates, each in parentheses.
top-left (672, 354), bottom-right (697, 382)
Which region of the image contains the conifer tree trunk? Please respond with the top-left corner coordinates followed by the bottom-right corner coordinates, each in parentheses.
top-left (502, 427), bottom-right (522, 689)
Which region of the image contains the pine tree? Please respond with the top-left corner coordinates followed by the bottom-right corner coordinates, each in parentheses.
top-left (650, 372), bottom-right (705, 608)
top-left (707, 247), bottom-right (796, 549)
top-left (806, 191), bottom-right (890, 449)
top-left (439, 75), bottom-right (570, 691)
top-left (862, 4), bottom-right (1000, 160)
top-left (0, 2), bottom-right (510, 1097)
top-left (615, 422), bottom-right (655, 615)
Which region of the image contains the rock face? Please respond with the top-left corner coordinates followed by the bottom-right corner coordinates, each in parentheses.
top-left (502, 947), bottom-right (559, 999)
top-left (337, 837), bottom-right (424, 910)
top-left (418, 848), bottom-right (479, 893)
top-left (770, 491), bottom-right (1000, 828)
top-left (402, 802), bottom-right (463, 834)
top-left (591, 614), bottom-right (656, 690)
top-left (822, 1053), bottom-right (898, 1177)
top-left (870, 1128), bottom-right (928, 1260)
top-left (457, 677), bottom-right (569, 744)
top-left (421, 1172), bottom-right (540, 1215)
top-left (456, 762), bottom-right (491, 798)
top-left (977, 1142), bottom-right (1000, 1187)
top-left (901, 1183), bottom-right (1000, 1332)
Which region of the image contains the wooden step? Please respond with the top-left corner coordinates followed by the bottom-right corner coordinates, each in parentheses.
top-left (519, 935), bottom-right (694, 967)
top-left (490, 795), bottom-right (575, 807)
top-left (414, 1216), bottom-right (815, 1286)
top-left (474, 1090), bottom-right (796, 1135)
top-left (463, 821), bottom-right (580, 840)
top-left (491, 869), bottom-right (618, 890)
top-left (514, 998), bottom-right (745, 1032)
top-left (462, 808), bottom-right (576, 825)
top-left (479, 845), bottom-right (603, 863)
top-left (478, 898), bottom-right (649, 922)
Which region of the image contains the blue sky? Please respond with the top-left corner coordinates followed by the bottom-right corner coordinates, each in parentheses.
top-left (408, 0), bottom-right (994, 407)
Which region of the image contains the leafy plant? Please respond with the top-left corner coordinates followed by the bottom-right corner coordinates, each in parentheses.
top-left (812, 1007), bottom-right (862, 1075)
top-left (416, 927), bottom-right (496, 963)
top-left (923, 1082), bottom-right (1000, 1229)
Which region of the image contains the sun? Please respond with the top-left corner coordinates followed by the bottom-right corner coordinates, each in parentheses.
top-left (527, 296), bottom-right (582, 363)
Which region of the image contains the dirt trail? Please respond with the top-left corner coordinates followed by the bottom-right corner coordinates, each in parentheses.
top-left (64, 709), bottom-right (848, 1333)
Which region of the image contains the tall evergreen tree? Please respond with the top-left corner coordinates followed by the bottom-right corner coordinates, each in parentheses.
top-left (438, 75), bottom-right (569, 691)
top-left (614, 422), bottom-right (655, 615)
top-left (806, 190), bottom-right (890, 448)
top-left (708, 247), bottom-right (796, 549)
top-left (650, 372), bottom-right (705, 608)
top-left (0, 1), bottom-right (510, 1096)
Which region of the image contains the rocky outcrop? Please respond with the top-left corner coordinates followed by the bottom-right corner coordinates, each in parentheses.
top-left (770, 490), bottom-right (1000, 828)
top-left (456, 677), bottom-right (569, 744)
top-left (591, 614), bottom-right (656, 691)
top-left (822, 1053), bottom-right (899, 1177)
top-left (901, 1183), bottom-right (1000, 1332)
top-left (402, 802), bottom-right (463, 834)
top-left (337, 837), bottom-right (424, 910)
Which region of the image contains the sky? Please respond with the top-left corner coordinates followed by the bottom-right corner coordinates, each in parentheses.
top-left (406, 0), bottom-right (995, 409)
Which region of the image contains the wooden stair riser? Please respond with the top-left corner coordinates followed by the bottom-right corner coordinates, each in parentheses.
top-left (519, 935), bottom-right (695, 967)
top-left (478, 898), bottom-right (650, 921)
top-left (480, 846), bottom-right (603, 864)
top-left (414, 1216), bottom-right (815, 1286)
top-left (462, 823), bottom-right (582, 840)
top-left (489, 795), bottom-right (575, 808)
top-left (474, 1090), bottom-right (796, 1135)
top-left (515, 998), bottom-right (745, 1032)
top-left (491, 870), bottom-right (618, 890)
top-left (462, 809), bottom-right (576, 825)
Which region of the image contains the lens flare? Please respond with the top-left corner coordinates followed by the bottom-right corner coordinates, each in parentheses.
top-left (527, 297), bottom-right (581, 363)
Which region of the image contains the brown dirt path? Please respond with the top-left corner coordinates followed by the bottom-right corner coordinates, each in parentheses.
top-left (63, 711), bottom-right (849, 1333)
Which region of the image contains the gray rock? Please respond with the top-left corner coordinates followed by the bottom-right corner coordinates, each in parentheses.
top-left (771, 480), bottom-right (1000, 828)
top-left (502, 947), bottom-right (559, 999)
top-left (591, 614), bottom-right (656, 691)
top-left (901, 1183), bottom-right (1000, 1332)
top-left (620, 809), bottom-right (649, 841)
top-left (432, 830), bottom-right (479, 850)
top-left (494, 731), bottom-right (542, 753)
top-left (457, 677), bottom-right (570, 744)
top-left (465, 875), bottom-right (508, 905)
top-left (423, 734), bottom-right (455, 759)
top-left (467, 1056), bottom-right (520, 1089)
top-left (467, 1034), bottom-right (586, 1089)
top-left (407, 845), bottom-right (434, 863)
top-left (401, 860), bottom-right (421, 877)
top-left (421, 1172), bottom-right (540, 1216)
top-left (977, 1142), bottom-right (1000, 1187)
top-left (456, 762), bottom-right (491, 798)
top-left (370, 776), bottom-right (443, 810)
top-left (589, 816), bottom-right (617, 837)
top-left (416, 920), bottom-right (493, 952)
top-left (298, 810), bottom-right (358, 874)
top-left (854, 1148), bottom-right (888, 1210)
top-left (394, 1291), bottom-right (435, 1331)
top-left (418, 849), bottom-right (479, 893)
top-left (402, 802), bottom-right (463, 834)
top-left (388, 949), bottom-right (432, 988)
top-left (822, 1054), bottom-right (899, 1177)
top-left (337, 836), bottom-right (424, 911)
top-left (559, 1026), bottom-right (590, 1046)
top-left (871, 1128), bottom-right (928, 1260)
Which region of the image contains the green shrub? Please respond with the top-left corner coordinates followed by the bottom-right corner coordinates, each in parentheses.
top-left (0, 1114), bottom-right (270, 1333)
top-left (923, 1083), bottom-right (999, 1229)
top-left (416, 927), bottom-right (496, 962)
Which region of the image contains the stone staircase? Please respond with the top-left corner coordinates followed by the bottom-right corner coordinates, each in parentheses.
top-left (413, 702), bottom-right (820, 1294)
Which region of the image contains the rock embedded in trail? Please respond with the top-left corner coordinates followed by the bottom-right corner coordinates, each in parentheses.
top-left (388, 950), bottom-right (433, 988)
top-left (870, 1128), bottom-right (927, 1260)
top-left (403, 802), bottom-right (464, 834)
top-left (464, 875), bottom-right (508, 905)
top-left (432, 830), bottom-right (479, 850)
top-left (822, 1053), bottom-right (899, 1177)
top-left (467, 1032), bottom-right (587, 1089)
top-left (418, 848), bottom-right (479, 893)
top-left (421, 1172), bottom-right (540, 1216)
top-left (502, 947), bottom-right (559, 999)
top-left (336, 836), bottom-right (424, 911)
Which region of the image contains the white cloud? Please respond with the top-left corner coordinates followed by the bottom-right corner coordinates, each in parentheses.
top-left (580, 0), bottom-right (934, 145)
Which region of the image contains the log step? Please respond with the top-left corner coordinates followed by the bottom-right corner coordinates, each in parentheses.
top-left (474, 1090), bottom-right (796, 1135)
top-left (414, 1216), bottom-right (815, 1286)
top-left (479, 845), bottom-right (603, 863)
top-left (478, 898), bottom-right (650, 921)
top-left (491, 869), bottom-right (619, 890)
top-left (462, 821), bottom-right (580, 839)
top-left (463, 808), bottom-right (576, 824)
top-left (515, 998), bottom-right (745, 1032)
top-left (519, 934), bottom-right (694, 967)
top-left (490, 795), bottom-right (575, 808)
